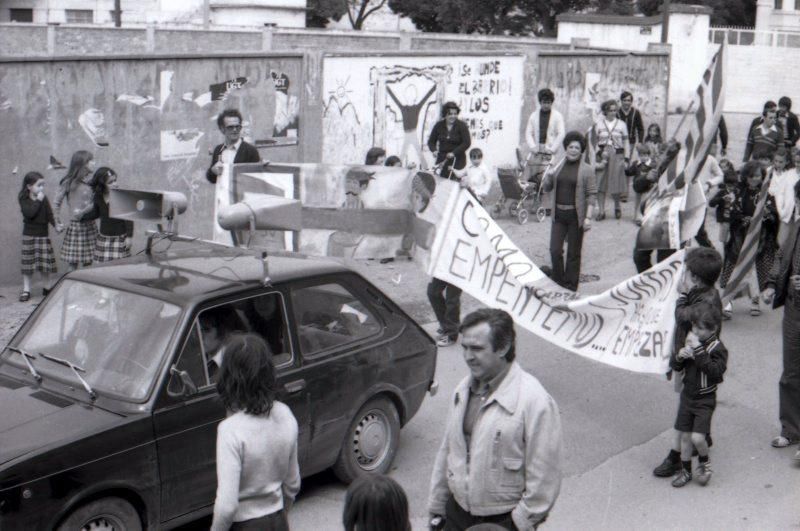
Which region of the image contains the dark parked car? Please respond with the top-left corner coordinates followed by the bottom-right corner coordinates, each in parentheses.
top-left (0, 245), bottom-right (437, 530)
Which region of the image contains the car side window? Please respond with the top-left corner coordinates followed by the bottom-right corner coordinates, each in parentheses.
top-left (291, 282), bottom-right (381, 356)
top-left (173, 321), bottom-right (209, 390)
top-left (197, 293), bottom-right (293, 383)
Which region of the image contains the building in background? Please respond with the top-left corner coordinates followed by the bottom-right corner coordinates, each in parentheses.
top-left (755, 0), bottom-right (800, 32)
top-left (1, 0), bottom-right (308, 28)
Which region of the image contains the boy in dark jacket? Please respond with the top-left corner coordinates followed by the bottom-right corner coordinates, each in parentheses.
top-left (653, 247), bottom-right (723, 479)
top-left (669, 302), bottom-right (728, 487)
top-left (707, 159), bottom-right (740, 245)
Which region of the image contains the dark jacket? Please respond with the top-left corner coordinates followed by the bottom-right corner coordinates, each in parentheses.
top-left (725, 185), bottom-right (778, 261)
top-left (20, 196), bottom-right (55, 237)
top-left (781, 110), bottom-right (800, 148)
top-left (206, 141), bottom-right (261, 184)
top-left (672, 285), bottom-right (722, 359)
top-left (708, 183), bottom-right (739, 223)
top-left (617, 107), bottom-right (644, 145)
top-left (541, 157), bottom-right (598, 229)
top-left (767, 221), bottom-right (800, 309)
top-left (716, 115), bottom-right (728, 151)
top-left (427, 119), bottom-right (471, 173)
top-left (670, 334), bottom-right (728, 398)
top-left (95, 193), bottom-right (134, 237)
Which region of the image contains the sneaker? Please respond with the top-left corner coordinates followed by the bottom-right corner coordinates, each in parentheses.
top-left (436, 327), bottom-right (444, 335)
top-left (695, 463), bottom-right (712, 486)
top-left (671, 469), bottom-right (692, 488)
top-left (750, 297), bottom-right (761, 316)
top-left (653, 457), bottom-right (681, 477)
top-left (436, 336), bottom-right (456, 347)
top-left (722, 301), bottom-right (732, 321)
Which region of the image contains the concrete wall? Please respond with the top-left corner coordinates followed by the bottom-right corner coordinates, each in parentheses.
top-left (0, 27), bottom-right (669, 285)
top-left (724, 44), bottom-right (800, 114)
top-left (536, 51), bottom-right (669, 135)
top-left (0, 54), bottom-right (304, 285)
top-left (557, 6), bottom-right (711, 112)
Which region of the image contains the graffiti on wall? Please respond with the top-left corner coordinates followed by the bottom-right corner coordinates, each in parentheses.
top-left (322, 55), bottom-right (525, 168)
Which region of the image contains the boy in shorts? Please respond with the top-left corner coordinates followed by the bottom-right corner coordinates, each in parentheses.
top-left (669, 302), bottom-right (728, 487)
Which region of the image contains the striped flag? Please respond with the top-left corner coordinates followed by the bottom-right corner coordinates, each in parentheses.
top-left (637, 44), bottom-right (725, 250)
top-left (721, 174), bottom-right (773, 303)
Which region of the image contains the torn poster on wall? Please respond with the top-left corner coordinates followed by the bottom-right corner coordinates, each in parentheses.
top-left (78, 108), bottom-right (109, 146)
top-left (270, 70), bottom-right (299, 140)
top-left (160, 128), bottom-right (204, 161)
top-left (321, 55), bottom-right (525, 169)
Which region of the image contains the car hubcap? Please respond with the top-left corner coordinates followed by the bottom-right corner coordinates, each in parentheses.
top-left (82, 515), bottom-right (124, 531)
top-left (352, 409), bottom-right (389, 470)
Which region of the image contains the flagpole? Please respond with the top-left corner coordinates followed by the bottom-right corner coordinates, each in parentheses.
top-left (668, 100), bottom-right (695, 140)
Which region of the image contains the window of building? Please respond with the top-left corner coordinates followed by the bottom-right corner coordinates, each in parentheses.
top-left (66, 9), bottom-right (93, 23)
top-left (775, 0), bottom-right (783, 9)
top-left (10, 8), bottom-right (33, 22)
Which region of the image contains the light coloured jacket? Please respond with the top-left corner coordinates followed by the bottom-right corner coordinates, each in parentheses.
top-left (541, 157), bottom-right (598, 228)
top-left (428, 362), bottom-right (562, 531)
top-left (525, 108), bottom-right (566, 155)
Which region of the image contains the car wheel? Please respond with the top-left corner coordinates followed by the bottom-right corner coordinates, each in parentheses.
top-left (333, 396), bottom-right (400, 483)
top-left (57, 497), bottom-right (141, 531)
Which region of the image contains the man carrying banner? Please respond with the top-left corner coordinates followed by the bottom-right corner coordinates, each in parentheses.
top-left (428, 309), bottom-right (562, 531)
top-left (762, 180), bottom-right (800, 458)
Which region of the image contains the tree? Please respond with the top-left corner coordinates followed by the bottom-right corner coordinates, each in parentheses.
top-left (306, 0), bottom-right (388, 29)
top-left (635, 0), bottom-right (755, 26)
top-left (594, 0), bottom-right (635, 15)
top-left (387, 0), bottom-right (591, 35)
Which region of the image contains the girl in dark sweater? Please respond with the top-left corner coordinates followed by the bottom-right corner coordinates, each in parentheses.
top-left (92, 167), bottom-right (134, 262)
top-left (18, 171), bottom-right (58, 301)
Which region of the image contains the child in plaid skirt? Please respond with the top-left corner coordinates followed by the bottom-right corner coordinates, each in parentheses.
top-left (92, 167), bottom-right (133, 262)
top-left (53, 150), bottom-right (98, 271)
top-left (18, 171), bottom-right (59, 302)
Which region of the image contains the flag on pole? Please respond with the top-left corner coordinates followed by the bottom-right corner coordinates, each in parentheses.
top-left (721, 174), bottom-right (773, 303)
top-left (637, 44), bottom-right (725, 250)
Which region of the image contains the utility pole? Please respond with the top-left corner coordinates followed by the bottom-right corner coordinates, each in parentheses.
top-left (113, 0), bottom-right (121, 27)
top-left (661, 0), bottom-right (671, 43)
top-left (204, 0), bottom-right (210, 29)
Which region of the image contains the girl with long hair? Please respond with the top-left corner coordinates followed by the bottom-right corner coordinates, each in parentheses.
top-left (18, 171), bottom-right (58, 301)
top-left (211, 333), bottom-right (300, 531)
top-left (53, 150), bottom-right (99, 271)
top-left (92, 167), bottom-right (134, 262)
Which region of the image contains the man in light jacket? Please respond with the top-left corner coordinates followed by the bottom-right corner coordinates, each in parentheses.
top-left (525, 88), bottom-right (566, 157)
top-left (428, 309), bottom-right (562, 531)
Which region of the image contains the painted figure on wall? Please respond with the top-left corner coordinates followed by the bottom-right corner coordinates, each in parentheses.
top-left (386, 81), bottom-right (437, 168)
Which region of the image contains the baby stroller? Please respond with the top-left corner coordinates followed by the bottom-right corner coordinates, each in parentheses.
top-left (490, 148), bottom-right (550, 224)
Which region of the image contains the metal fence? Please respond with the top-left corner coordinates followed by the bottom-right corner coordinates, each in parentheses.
top-left (709, 26), bottom-right (800, 48)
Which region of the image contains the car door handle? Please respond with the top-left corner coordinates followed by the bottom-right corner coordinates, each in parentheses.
top-left (284, 379), bottom-right (306, 393)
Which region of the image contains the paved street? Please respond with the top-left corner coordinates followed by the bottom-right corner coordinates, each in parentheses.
top-left (1, 197), bottom-right (796, 530)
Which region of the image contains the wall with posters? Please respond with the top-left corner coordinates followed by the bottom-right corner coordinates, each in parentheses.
top-left (320, 54), bottom-right (526, 169)
top-left (0, 54), bottom-right (303, 284)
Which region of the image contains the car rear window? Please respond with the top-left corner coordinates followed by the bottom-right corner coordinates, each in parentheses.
top-left (291, 282), bottom-right (381, 356)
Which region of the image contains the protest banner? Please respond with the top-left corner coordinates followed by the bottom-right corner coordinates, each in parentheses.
top-left (425, 181), bottom-right (683, 375)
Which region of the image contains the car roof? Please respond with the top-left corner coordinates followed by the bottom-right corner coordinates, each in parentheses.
top-left (67, 243), bottom-right (351, 305)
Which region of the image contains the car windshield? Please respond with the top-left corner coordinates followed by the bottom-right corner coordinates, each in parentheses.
top-left (7, 279), bottom-right (181, 401)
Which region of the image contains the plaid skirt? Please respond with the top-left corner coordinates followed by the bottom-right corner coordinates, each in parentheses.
top-left (21, 236), bottom-right (57, 275)
top-left (60, 220), bottom-right (98, 266)
top-left (94, 233), bottom-right (131, 263)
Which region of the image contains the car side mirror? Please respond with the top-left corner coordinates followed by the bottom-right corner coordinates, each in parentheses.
top-left (167, 365), bottom-right (198, 398)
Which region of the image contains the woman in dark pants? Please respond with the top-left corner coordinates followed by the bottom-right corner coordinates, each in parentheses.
top-left (427, 101), bottom-right (471, 179)
top-left (541, 131), bottom-right (598, 291)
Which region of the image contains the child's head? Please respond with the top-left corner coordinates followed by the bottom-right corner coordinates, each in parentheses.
top-left (342, 474), bottom-right (410, 531)
top-left (647, 123), bottom-right (662, 140)
top-left (384, 155), bottom-right (402, 168)
top-left (19, 171), bottom-right (45, 201)
top-left (635, 143), bottom-right (651, 159)
top-left (792, 146), bottom-right (800, 169)
top-left (92, 167), bottom-right (118, 193)
top-left (216, 333), bottom-right (276, 415)
top-left (684, 247), bottom-right (723, 288)
top-left (689, 302), bottom-right (721, 341)
top-left (741, 160), bottom-right (765, 189)
top-left (469, 148), bottom-right (483, 165)
top-left (61, 150), bottom-right (94, 186)
top-left (773, 148), bottom-right (788, 172)
top-left (753, 151), bottom-right (772, 171)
